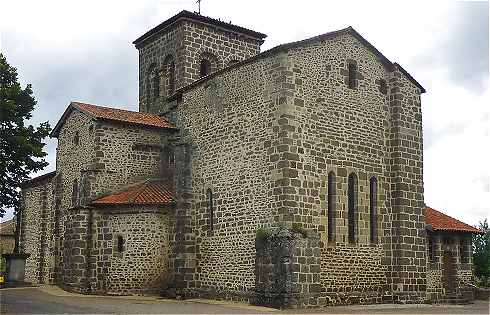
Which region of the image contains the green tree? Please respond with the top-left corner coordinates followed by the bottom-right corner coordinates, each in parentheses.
top-left (0, 53), bottom-right (51, 217)
top-left (473, 219), bottom-right (490, 287)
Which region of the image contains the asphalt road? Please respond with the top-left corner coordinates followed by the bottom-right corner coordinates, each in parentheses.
top-left (1, 287), bottom-right (488, 314)
top-left (0, 287), bottom-right (274, 314)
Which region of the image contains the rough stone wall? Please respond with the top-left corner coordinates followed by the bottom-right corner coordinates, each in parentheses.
top-left (137, 19), bottom-right (261, 114)
top-left (54, 109), bottom-right (171, 292)
top-left (91, 206), bottom-right (170, 295)
top-left (167, 52), bottom-right (287, 298)
top-left (20, 179), bottom-right (55, 284)
top-left (56, 110), bottom-right (96, 211)
top-left (89, 123), bottom-right (167, 200)
top-left (137, 22), bottom-right (186, 113)
top-left (61, 207), bottom-right (91, 293)
top-left (181, 20), bottom-right (261, 85)
top-left (274, 34), bottom-right (394, 304)
top-left (254, 228), bottom-right (322, 309)
top-left (426, 232), bottom-right (475, 301)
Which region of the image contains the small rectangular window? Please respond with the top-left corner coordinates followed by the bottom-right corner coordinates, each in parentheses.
top-left (348, 63), bottom-right (357, 89)
top-left (207, 188), bottom-right (214, 231)
top-left (117, 235), bottom-right (124, 253)
top-left (379, 79), bottom-right (387, 95)
top-left (428, 237), bottom-right (436, 262)
top-left (460, 238), bottom-right (469, 263)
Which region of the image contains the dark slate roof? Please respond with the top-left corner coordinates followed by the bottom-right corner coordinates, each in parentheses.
top-left (51, 102), bottom-right (177, 137)
top-left (133, 10), bottom-right (267, 48)
top-left (19, 171), bottom-right (56, 189)
top-left (92, 180), bottom-right (174, 206)
top-left (426, 207), bottom-right (483, 234)
top-left (168, 26), bottom-right (425, 101)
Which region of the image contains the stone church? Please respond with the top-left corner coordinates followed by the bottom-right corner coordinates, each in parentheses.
top-left (18, 10), bottom-right (483, 308)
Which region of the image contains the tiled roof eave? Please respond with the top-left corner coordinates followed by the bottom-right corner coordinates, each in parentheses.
top-left (431, 227), bottom-right (484, 234)
top-left (92, 201), bottom-right (173, 207)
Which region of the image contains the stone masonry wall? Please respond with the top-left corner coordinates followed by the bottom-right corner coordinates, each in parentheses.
top-left (255, 228), bottom-right (322, 309)
top-left (137, 19), bottom-right (261, 114)
top-left (166, 52), bottom-right (288, 299)
top-left (388, 66), bottom-right (426, 302)
top-left (55, 109), bottom-right (171, 292)
top-left (275, 34), bottom-right (394, 304)
top-left (89, 122), bottom-right (168, 200)
top-left (426, 232), bottom-right (474, 302)
top-left (20, 179), bottom-right (55, 284)
top-left (181, 20), bottom-right (261, 85)
top-left (91, 206), bottom-right (170, 295)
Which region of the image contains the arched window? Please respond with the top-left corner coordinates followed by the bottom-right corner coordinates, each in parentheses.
top-left (207, 188), bottom-right (214, 231)
top-left (168, 60), bottom-right (175, 94)
top-left (347, 173), bottom-right (357, 243)
top-left (200, 59), bottom-right (212, 78)
top-left (369, 177), bottom-right (378, 244)
top-left (327, 171), bottom-right (336, 243)
top-left (163, 55), bottom-right (175, 96)
top-left (348, 62), bottom-right (357, 89)
top-left (147, 64), bottom-right (159, 107)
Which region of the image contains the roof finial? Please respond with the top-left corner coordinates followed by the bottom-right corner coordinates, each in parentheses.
top-left (196, 0), bottom-right (201, 14)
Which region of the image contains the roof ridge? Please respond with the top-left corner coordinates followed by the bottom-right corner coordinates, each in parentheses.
top-left (133, 10), bottom-right (267, 47)
top-left (72, 101), bottom-right (157, 117)
top-left (51, 101), bottom-right (177, 138)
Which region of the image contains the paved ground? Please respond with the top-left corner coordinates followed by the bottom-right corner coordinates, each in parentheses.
top-left (0, 286), bottom-right (488, 314)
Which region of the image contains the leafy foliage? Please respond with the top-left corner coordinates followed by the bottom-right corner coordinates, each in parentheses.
top-left (473, 219), bottom-right (490, 287)
top-left (0, 54), bottom-right (51, 217)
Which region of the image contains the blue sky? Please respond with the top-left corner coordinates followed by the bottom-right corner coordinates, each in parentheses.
top-left (1, 0), bottom-right (488, 225)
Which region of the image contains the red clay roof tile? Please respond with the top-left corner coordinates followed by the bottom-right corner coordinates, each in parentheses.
top-left (72, 102), bottom-right (175, 130)
top-left (426, 207), bottom-right (483, 234)
top-left (51, 102), bottom-right (176, 137)
top-left (92, 180), bottom-right (174, 206)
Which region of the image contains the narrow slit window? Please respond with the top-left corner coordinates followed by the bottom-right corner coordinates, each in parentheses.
top-left (117, 235), bottom-right (124, 253)
top-left (327, 172), bottom-right (336, 243)
top-left (428, 237), bottom-right (436, 262)
top-left (73, 132), bottom-right (79, 146)
top-left (153, 70), bottom-right (160, 99)
top-left (207, 188), bottom-right (214, 231)
top-left (348, 62), bottom-right (357, 89)
top-left (369, 177), bottom-right (378, 244)
top-left (168, 60), bottom-right (175, 94)
top-left (71, 179), bottom-right (78, 207)
top-left (348, 173), bottom-right (357, 243)
top-left (460, 239), bottom-right (468, 263)
top-left (379, 79), bottom-right (387, 95)
top-left (200, 59), bottom-right (212, 78)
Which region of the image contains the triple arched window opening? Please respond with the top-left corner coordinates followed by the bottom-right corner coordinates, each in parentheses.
top-left (205, 173), bottom-right (378, 240)
top-left (328, 172), bottom-right (378, 244)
